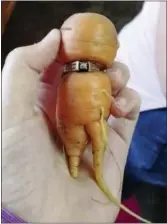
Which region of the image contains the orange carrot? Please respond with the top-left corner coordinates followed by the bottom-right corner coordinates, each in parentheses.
top-left (56, 13), bottom-right (151, 223)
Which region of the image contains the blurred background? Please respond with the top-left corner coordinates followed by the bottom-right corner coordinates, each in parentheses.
top-left (1, 1), bottom-right (166, 223)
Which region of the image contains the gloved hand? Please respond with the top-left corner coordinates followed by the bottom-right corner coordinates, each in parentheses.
top-left (2, 29), bottom-right (140, 223)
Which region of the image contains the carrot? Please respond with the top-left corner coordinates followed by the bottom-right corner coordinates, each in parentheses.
top-left (56, 13), bottom-right (151, 223)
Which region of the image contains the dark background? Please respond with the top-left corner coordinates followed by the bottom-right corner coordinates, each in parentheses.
top-left (2, 1), bottom-right (166, 222)
top-left (2, 1), bottom-right (143, 66)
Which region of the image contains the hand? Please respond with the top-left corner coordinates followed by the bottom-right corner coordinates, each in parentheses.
top-left (2, 29), bottom-right (141, 223)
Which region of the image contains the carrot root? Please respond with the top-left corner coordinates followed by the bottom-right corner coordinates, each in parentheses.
top-left (93, 107), bottom-right (151, 223)
top-left (68, 155), bottom-right (80, 178)
top-left (99, 107), bottom-right (108, 146)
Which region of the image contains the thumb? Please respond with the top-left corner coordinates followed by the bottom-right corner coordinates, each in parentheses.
top-left (2, 29), bottom-right (60, 131)
top-left (6, 29), bottom-right (61, 73)
top-left (24, 29), bottom-right (61, 72)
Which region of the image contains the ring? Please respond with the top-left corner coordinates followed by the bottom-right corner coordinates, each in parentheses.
top-left (63, 61), bottom-right (105, 75)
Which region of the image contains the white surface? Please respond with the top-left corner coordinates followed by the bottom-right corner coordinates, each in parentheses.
top-left (116, 2), bottom-right (166, 112)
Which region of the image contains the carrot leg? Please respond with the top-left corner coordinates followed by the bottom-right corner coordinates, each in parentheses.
top-left (57, 123), bottom-right (88, 178)
top-left (85, 108), bottom-right (109, 194)
top-left (86, 108), bottom-right (151, 223)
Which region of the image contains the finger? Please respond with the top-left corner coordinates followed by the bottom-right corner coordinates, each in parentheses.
top-left (108, 87), bottom-right (141, 146)
top-left (40, 60), bottom-right (63, 85)
top-left (38, 61), bottom-right (64, 124)
top-left (106, 61), bottom-right (130, 96)
top-left (38, 69), bottom-right (62, 126)
top-left (110, 87), bottom-right (141, 120)
top-left (5, 29), bottom-right (61, 73)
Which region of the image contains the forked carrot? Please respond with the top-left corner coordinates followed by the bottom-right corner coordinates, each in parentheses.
top-left (56, 12), bottom-right (151, 223)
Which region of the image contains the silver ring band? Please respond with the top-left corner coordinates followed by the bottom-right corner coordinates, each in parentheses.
top-left (63, 61), bottom-right (105, 75)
